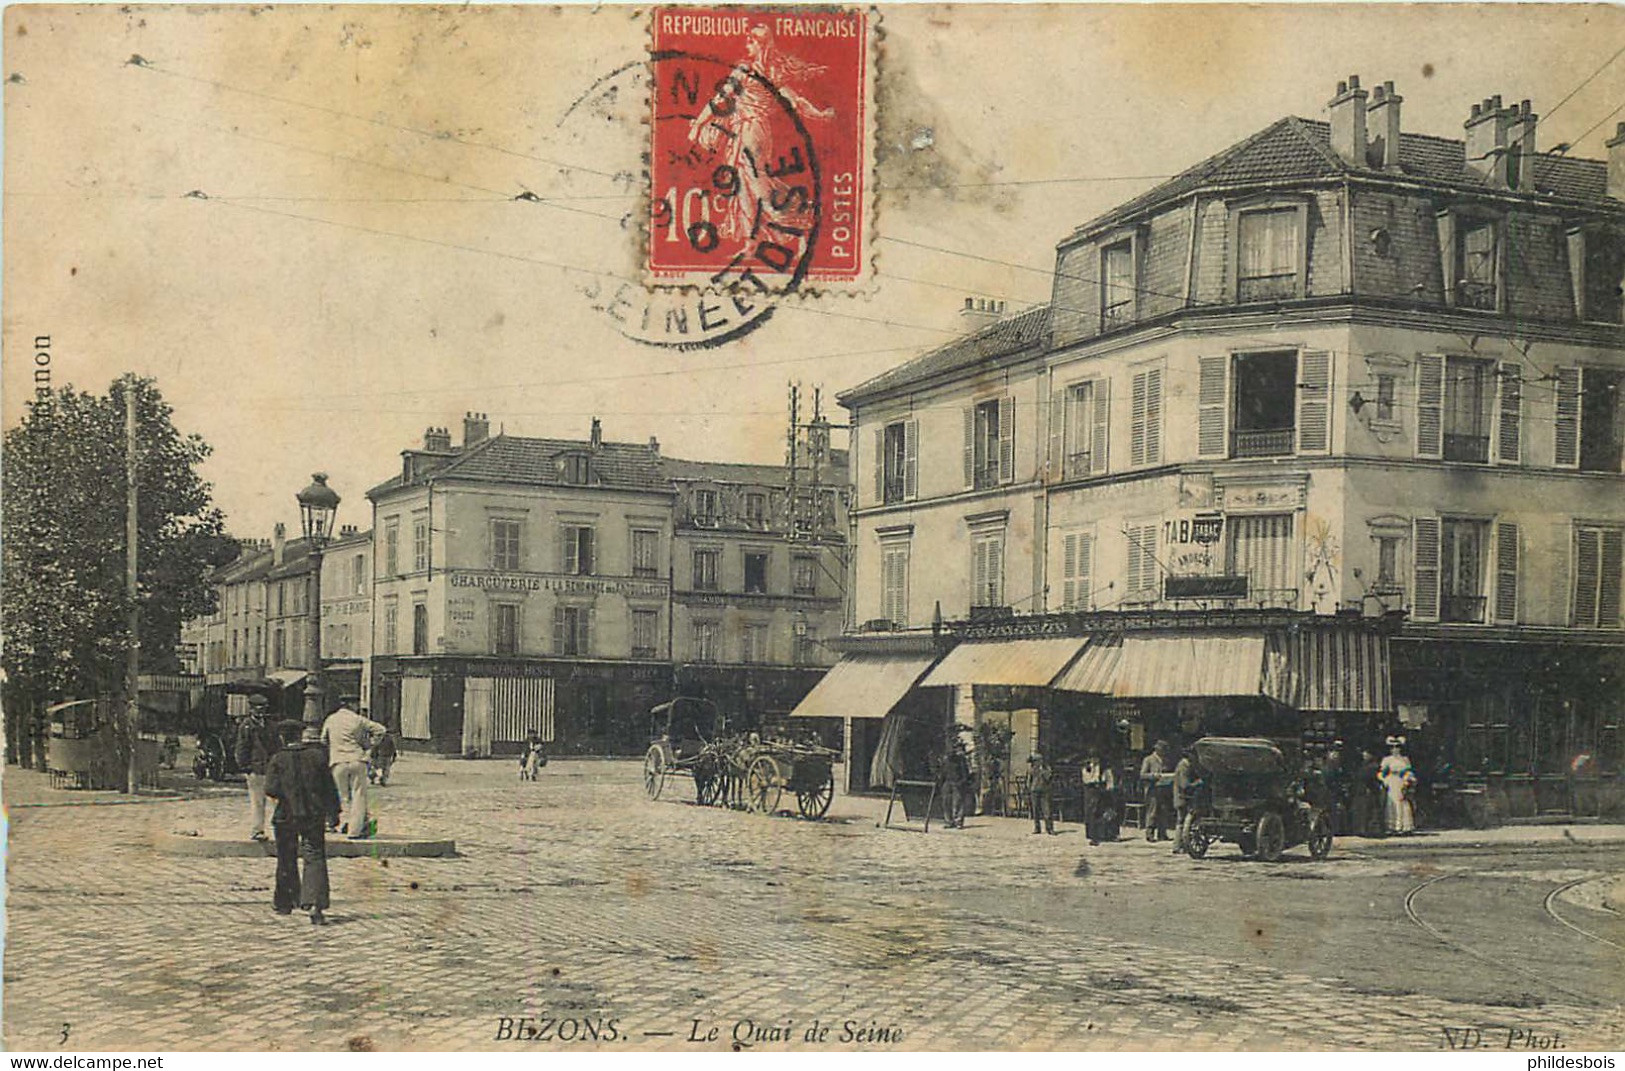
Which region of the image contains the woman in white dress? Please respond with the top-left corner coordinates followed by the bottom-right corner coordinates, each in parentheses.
top-left (1378, 736), bottom-right (1417, 835)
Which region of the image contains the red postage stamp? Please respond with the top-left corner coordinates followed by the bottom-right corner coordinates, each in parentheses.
top-left (648, 7), bottom-right (873, 293)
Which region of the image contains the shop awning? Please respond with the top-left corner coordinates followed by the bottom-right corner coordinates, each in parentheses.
top-left (919, 636), bottom-right (1088, 688)
top-left (1054, 633), bottom-right (1266, 698)
top-left (789, 653), bottom-right (938, 720)
top-left (1264, 629), bottom-right (1391, 713)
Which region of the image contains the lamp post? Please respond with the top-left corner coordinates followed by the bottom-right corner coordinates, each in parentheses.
top-left (297, 473), bottom-right (341, 726)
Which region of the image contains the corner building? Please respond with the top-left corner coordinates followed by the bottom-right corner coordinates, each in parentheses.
top-left (838, 79), bottom-right (1624, 820)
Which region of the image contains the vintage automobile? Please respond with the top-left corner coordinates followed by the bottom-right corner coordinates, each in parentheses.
top-left (1181, 736), bottom-right (1333, 862)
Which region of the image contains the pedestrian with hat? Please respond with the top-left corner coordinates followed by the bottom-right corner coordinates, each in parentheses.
top-left (1028, 751), bottom-right (1056, 835)
top-left (1379, 735), bottom-right (1417, 835)
top-left (263, 719), bottom-right (341, 924)
top-left (234, 694), bottom-right (280, 842)
top-left (321, 691), bottom-right (385, 840)
top-left (1140, 739), bottom-right (1172, 842)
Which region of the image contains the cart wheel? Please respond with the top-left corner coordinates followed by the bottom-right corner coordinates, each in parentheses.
top-left (1307, 811), bottom-right (1333, 860)
top-left (1255, 811), bottom-right (1285, 862)
top-left (797, 771), bottom-right (834, 819)
top-left (1181, 813), bottom-right (1209, 859)
top-left (642, 746), bottom-right (667, 801)
top-left (745, 755), bottom-right (782, 814)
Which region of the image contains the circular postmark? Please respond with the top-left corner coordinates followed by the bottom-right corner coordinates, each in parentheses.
top-left (558, 47), bottom-right (822, 349)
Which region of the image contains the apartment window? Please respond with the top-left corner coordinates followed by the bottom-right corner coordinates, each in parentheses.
top-left (1375, 535), bottom-right (1402, 595)
top-left (793, 555), bottom-right (818, 596)
top-left (412, 603), bottom-right (428, 654)
top-left (1441, 357), bottom-right (1493, 463)
top-left (1439, 519), bottom-right (1489, 623)
top-left (383, 599), bottom-right (398, 654)
top-left (384, 519), bottom-right (400, 575)
top-left (492, 603), bottom-right (520, 656)
top-left (972, 399), bottom-right (1003, 489)
top-left (743, 552), bottom-right (769, 594)
top-left (744, 492), bottom-right (767, 524)
top-left (560, 525), bottom-right (595, 575)
top-left (413, 516), bottom-right (429, 573)
top-left (491, 518), bottom-right (522, 572)
top-left (692, 548), bottom-right (719, 591)
top-left (971, 533), bottom-right (1004, 609)
top-left (352, 554), bottom-right (366, 595)
top-left (692, 620), bottom-right (719, 662)
top-left (1579, 369), bottom-right (1623, 473)
top-left (273, 628), bottom-right (285, 668)
top-left (1227, 514), bottom-right (1296, 603)
top-left (741, 623), bottom-right (769, 664)
top-left (692, 489), bottom-right (718, 523)
top-left (277, 582), bottom-right (286, 617)
top-left (1376, 374), bottom-right (1397, 422)
top-left (880, 420), bottom-right (917, 503)
top-left (1061, 380), bottom-right (1106, 479)
top-left (1237, 206), bottom-right (1301, 302)
top-left (1129, 367), bottom-right (1163, 467)
top-left (553, 605), bottom-right (591, 656)
top-left (1574, 526), bottom-right (1623, 629)
top-left (1059, 529), bottom-right (1094, 610)
top-left (1582, 230), bottom-right (1625, 323)
top-left (881, 544), bottom-right (910, 626)
top-left (1126, 523), bottom-right (1159, 602)
top-left (1232, 351), bottom-right (1297, 458)
top-left (631, 529), bottom-right (660, 577)
top-left (631, 609), bottom-right (660, 658)
top-left (1101, 239), bottom-right (1135, 328)
top-left (1456, 219), bottom-right (1499, 311)
top-left (796, 627), bottom-right (819, 666)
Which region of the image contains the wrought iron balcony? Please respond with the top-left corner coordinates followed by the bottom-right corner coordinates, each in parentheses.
top-left (1441, 594), bottom-right (1487, 624)
top-left (1443, 434), bottom-right (1490, 463)
top-left (1232, 427), bottom-right (1295, 458)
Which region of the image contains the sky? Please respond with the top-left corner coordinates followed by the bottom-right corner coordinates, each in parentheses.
top-left (6, 3), bottom-right (1624, 540)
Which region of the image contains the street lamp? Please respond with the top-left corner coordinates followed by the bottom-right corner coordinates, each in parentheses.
top-left (297, 473), bottom-right (341, 726)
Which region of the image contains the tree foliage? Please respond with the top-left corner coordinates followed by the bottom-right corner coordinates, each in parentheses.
top-left (3, 376), bottom-right (235, 705)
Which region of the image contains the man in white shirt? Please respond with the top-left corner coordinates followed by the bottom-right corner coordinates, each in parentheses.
top-left (321, 693), bottom-right (386, 840)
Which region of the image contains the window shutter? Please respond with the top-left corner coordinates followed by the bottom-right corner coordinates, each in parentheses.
top-left (971, 540), bottom-right (987, 605)
top-left (962, 407), bottom-right (975, 487)
top-left (1554, 367), bottom-right (1581, 469)
top-left (873, 427), bottom-right (885, 503)
top-left (1198, 355), bottom-right (1228, 458)
top-left (582, 529), bottom-right (595, 574)
top-left (1574, 528), bottom-right (1601, 627)
top-left (904, 420), bottom-right (919, 500)
top-left (1131, 372), bottom-right (1149, 467)
top-left (1061, 533), bottom-right (1078, 609)
top-left (1600, 529), bottom-right (1624, 627)
top-left (552, 606), bottom-right (566, 654)
top-left (988, 538), bottom-right (1004, 604)
top-left (561, 529), bottom-right (576, 574)
top-left (1494, 521), bottom-right (1519, 624)
top-left (1145, 369), bottom-right (1163, 464)
top-left (1049, 388), bottom-right (1067, 482)
top-left (584, 608), bottom-right (595, 657)
top-left (1297, 350), bottom-right (1331, 455)
top-left (998, 394), bottom-right (1016, 483)
top-left (1091, 380), bottom-right (1110, 474)
top-left (1495, 363), bottom-right (1522, 464)
top-left (1416, 355), bottom-right (1444, 459)
top-left (1412, 518), bottom-right (1441, 622)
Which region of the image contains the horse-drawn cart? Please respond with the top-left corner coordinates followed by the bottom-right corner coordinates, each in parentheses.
top-left (642, 697), bottom-right (837, 819)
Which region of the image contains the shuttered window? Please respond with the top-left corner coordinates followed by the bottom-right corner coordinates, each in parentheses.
top-left (881, 544), bottom-right (910, 626)
top-left (1416, 354), bottom-right (1444, 459)
top-left (1060, 530), bottom-right (1094, 610)
top-left (552, 605), bottom-right (592, 656)
top-left (1555, 367), bottom-right (1582, 469)
top-left (1493, 522), bottom-right (1519, 624)
top-left (967, 398), bottom-right (1013, 488)
top-left (1227, 514), bottom-right (1296, 598)
top-left (1130, 367), bottom-right (1163, 467)
top-left (1051, 380), bottom-right (1106, 480)
top-left (878, 420), bottom-right (918, 504)
top-left (1412, 518), bottom-right (1441, 622)
top-left (1495, 363), bottom-right (1522, 464)
top-left (1126, 523), bottom-right (1159, 601)
top-left (1198, 355), bottom-right (1228, 458)
top-left (971, 534), bottom-right (1005, 608)
top-left (1574, 525), bottom-right (1624, 629)
top-left (1296, 350), bottom-right (1331, 454)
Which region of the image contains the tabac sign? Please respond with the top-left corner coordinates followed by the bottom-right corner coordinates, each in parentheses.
top-left (1162, 512), bottom-right (1224, 576)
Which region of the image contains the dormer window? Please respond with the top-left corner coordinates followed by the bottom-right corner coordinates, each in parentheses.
top-left (1101, 239), bottom-right (1136, 329)
top-left (560, 453), bottom-right (593, 485)
top-left (1457, 219), bottom-right (1499, 311)
top-left (744, 492), bottom-right (767, 524)
top-left (1235, 204), bottom-right (1305, 302)
top-left (693, 489), bottom-right (718, 523)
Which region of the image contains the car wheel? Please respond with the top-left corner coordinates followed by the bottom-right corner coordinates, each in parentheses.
top-left (1307, 811), bottom-right (1333, 860)
top-left (1255, 812), bottom-right (1285, 862)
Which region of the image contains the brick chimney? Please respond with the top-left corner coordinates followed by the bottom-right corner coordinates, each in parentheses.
top-left (590, 417), bottom-right (603, 450)
top-left (960, 296), bottom-right (1006, 330)
top-left (1464, 94), bottom-right (1518, 187)
top-left (1508, 99), bottom-right (1539, 190)
top-left (1367, 81), bottom-right (1403, 169)
top-left (1328, 75), bottom-right (1368, 167)
top-left (1609, 122), bottom-right (1625, 202)
top-left (272, 522), bottom-right (286, 566)
top-left (462, 411), bottom-right (489, 448)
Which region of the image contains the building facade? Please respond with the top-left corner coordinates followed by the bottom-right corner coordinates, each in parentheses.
top-left (835, 79), bottom-right (1625, 819)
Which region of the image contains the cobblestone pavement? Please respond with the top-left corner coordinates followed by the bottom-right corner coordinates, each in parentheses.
top-left (6, 759), bottom-right (1622, 1052)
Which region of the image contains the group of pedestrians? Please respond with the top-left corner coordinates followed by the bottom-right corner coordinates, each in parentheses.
top-left (234, 693), bottom-right (387, 925)
top-left (1320, 735), bottom-right (1418, 836)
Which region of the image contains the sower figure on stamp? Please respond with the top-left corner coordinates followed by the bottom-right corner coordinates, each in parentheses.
top-left (235, 694), bottom-right (280, 842)
top-left (322, 692), bottom-right (385, 840)
top-left (263, 720), bottom-right (341, 925)
top-left (1029, 751), bottom-right (1056, 835)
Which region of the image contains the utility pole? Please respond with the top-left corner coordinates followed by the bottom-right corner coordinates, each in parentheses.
top-left (124, 382), bottom-right (141, 795)
top-left (785, 381), bottom-right (800, 536)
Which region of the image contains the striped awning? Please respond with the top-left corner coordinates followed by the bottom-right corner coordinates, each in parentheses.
top-left (790, 654), bottom-right (937, 720)
top-left (1053, 633), bottom-right (1265, 698)
top-left (1264, 629), bottom-right (1391, 714)
top-left (920, 636), bottom-right (1088, 688)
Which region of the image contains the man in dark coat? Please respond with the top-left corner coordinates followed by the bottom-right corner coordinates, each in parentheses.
top-left (235, 695), bottom-right (280, 842)
top-left (263, 719), bottom-right (342, 925)
top-left (1029, 751), bottom-right (1056, 835)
